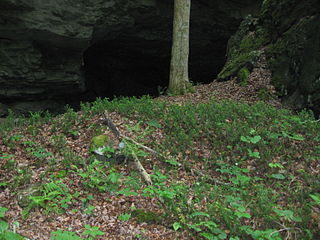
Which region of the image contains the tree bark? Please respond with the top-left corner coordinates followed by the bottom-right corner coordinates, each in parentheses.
top-left (168, 0), bottom-right (194, 95)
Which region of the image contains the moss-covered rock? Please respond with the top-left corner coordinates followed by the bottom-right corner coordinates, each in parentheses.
top-left (89, 135), bottom-right (111, 152)
top-left (16, 183), bottom-right (42, 208)
top-left (218, 15), bottom-right (267, 80)
top-left (219, 0), bottom-right (320, 114)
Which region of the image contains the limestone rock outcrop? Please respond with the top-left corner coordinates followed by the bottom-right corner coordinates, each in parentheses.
top-left (0, 0), bottom-right (260, 114)
top-left (219, 0), bottom-right (320, 115)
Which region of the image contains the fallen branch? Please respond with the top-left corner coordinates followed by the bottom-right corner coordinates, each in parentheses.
top-left (99, 112), bottom-right (159, 156)
top-left (120, 134), bottom-right (158, 156)
top-left (131, 149), bottom-right (152, 185)
top-left (99, 111), bottom-right (153, 185)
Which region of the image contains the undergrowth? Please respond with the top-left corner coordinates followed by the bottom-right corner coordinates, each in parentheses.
top-left (0, 96), bottom-right (319, 239)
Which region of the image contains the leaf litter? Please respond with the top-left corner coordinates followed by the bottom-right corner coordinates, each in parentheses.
top-left (0, 57), bottom-right (319, 239)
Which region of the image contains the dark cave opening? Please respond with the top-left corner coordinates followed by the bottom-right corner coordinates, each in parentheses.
top-left (82, 38), bottom-right (228, 100)
top-left (83, 40), bottom-right (170, 100)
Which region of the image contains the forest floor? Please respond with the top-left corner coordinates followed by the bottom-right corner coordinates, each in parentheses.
top-left (0, 61), bottom-right (319, 240)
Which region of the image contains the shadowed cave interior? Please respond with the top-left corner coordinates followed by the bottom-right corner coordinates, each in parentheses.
top-left (82, 39), bottom-right (228, 100)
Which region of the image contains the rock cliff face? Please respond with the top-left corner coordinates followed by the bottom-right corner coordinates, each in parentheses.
top-left (219, 0), bottom-right (320, 116)
top-left (0, 0), bottom-right (260, 114)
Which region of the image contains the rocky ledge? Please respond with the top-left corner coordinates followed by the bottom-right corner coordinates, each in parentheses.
top-left (219, 0), bottom-right (320, 116)
top-left (0, 0), bottom-right (260, 114)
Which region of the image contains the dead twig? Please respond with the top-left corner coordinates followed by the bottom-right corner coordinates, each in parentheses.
top-left (100, 111), bottom-right (153, 185)
top-left (120, 134), bottom-right (158, 156)
top-left (99, 112), bottom-right (160, 156)
top-left (130, 149), bottom-right (152, 185)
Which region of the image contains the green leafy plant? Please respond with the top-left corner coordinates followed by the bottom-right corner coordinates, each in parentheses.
top-left (310, 193), bottom-right (320, 205)
top-left (1, 154), bottom-right (16, 170)
top-left (0, 207), bottom-right (25, 239)
top-left (50, 230), bottom-right (82, 240)
top-left (75, 160), bottom-right (121, 192)
top-left (84, 205), bottom-right (95, 215)
top-left (82, 225), bottom-right (105, 239)
top-left (118, 213), bottom-right (131, 222)
top-left (22, 180), bottom-right (73, 218)
top-left (272, 208), bottom-right (302, 222)
top-left (0, 86), bottom-right (319, 239)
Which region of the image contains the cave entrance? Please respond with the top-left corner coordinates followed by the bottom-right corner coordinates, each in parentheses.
top-left (83, 40), bottom-right (170, 100)
top-left (83, 38), bottom-right (228, 100)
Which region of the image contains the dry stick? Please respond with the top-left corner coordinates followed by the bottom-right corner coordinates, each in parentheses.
top-left (99, 114), bottom-right (154, 185)
top-left (131, 150), bottom-right (153, 185)
top-left (120, 134), bottom-right (158, 156)
top-left (100, 118), bottom-right (159, 155)
top-left (101, 113), bottom-right (173, 209)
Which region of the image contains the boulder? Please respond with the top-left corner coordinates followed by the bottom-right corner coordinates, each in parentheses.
top-left (219, 0), bottom-right (320, 116)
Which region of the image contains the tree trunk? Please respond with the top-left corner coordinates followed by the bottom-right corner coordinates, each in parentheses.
top-left (168, 0), bottom-right (194, 95)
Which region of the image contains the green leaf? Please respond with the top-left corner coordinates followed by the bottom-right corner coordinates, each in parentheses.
top-left (200, 232), bottom-right (215, 240)
top-left (200, 221), bottom-right (218, 230)
top-left (310, 194), bottom-right (320, 205)
top-left (250, 135), bottom-right (262, 144)
top-left (118, 213), bottom-right (131, 222)
top-left (0, 207), bottom-right (8, 218)
top-left (147, 120), bottom-right (162, 128)
top-left (84, 205), bottom-right (95, 215)
top-left (117, 188), bottom-right (138, 196)
top-left (273, 208), bottom-right (301, 222)
top-left (2, 231), bottom-right (25, 240)
top-left (190, 212), bottom-right (210, 218)
top-left (165, 158), bottom-right (180, 166)
top-left (268, 163), bottom-right (284, 169)
top-left (288, 134), bottom-right (305, 141)
top-left (218, 232), bottom-right (227, 239)
top-left (240, 136), bottom-right (250, 143)
top-left (270, 174), bottom-right (285, 180)
top-left (235, 211), bottom-right (251, 219)
top-left (187, 224), bottom-right (202, 232)
top-left (268, 132), bottom-right (280, 139)
top-left (50, 230), bottom-right (82, 240)
top-left (292, 216), bottom-right (302, 222)
top-left (173, 222), bottom-right (182, 231)
top-left (241, 135), bottom-right (261, 144)
top-left (83, 225), bottom-right (105, 237)
top-left (0, 220), bottom-right (9, 232)
top-left (249, 129), bottom-right (256, 135)
top-left (108, 172), bottom-right (120, 183)
top-left (248, 149), bottom-right (260, 158)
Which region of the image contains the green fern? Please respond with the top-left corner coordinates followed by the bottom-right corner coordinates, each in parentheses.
top-left (23, 180), bottom-right (71, 218)
top-left (42, 180), bottom-right (67, 195)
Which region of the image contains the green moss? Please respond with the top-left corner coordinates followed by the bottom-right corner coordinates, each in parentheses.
top-left (239, 29), bottom-right (268, 54)
top-left (218, 51), bottom-right (261, 80)
top-left (218, 19), bottom-right (269, 81)
top-left (266, 39), bottom-right (287, 56)
top-left (237, 67), bottom-right (250, 85)
top-left (90, 135), bottom-right (110, 152)
top-left (131, 209), bottom-right (163, 224)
